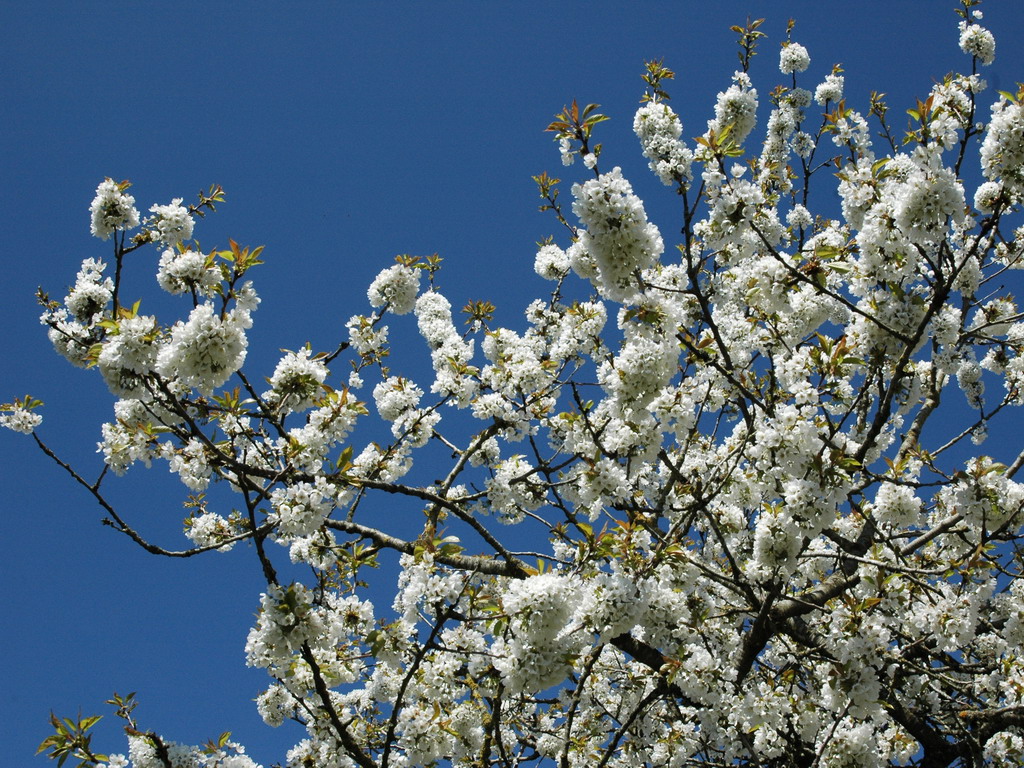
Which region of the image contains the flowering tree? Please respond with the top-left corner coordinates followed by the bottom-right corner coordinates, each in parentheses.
top-left (9, 3), bottom-right (1024, 766)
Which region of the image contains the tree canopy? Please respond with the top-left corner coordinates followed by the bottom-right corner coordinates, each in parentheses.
top-left (8, 2), bottom-right (1024, 767)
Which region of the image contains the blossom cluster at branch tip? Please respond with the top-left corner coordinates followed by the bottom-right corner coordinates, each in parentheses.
top-left (0, 402), bottom-right (42, 433)
top-left (633, 101), bottom-right (694, 187)
top-left (148, 198), bottom-right (195, 247)
top-left (959, 20), bottom-right (996, 65)
top-left (368, 263), bottom-right (422, 315)
top-left (90, 179), bottom-right (139, 240)
top-left (779, 41), bottom-right (810, 74)
top-left (571, 167), bottom-right (664, 303)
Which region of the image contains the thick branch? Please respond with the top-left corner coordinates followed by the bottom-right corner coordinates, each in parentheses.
top-left (300, 644), bottom-right (378, 768)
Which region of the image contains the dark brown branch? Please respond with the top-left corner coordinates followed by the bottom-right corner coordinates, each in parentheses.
top-left (299, 643), bottom-right (378, 768)
top-left (33, 433), bottom-right (265, 557)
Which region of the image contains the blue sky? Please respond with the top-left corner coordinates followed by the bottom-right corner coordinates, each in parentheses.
top-left (3, 2), bottom-right (1023, 765)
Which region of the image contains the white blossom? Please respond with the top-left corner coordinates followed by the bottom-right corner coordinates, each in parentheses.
top-left (156, 304), bottom-right (248, 395)
top-left (373, 376), bottom-right (423, 422)
top-left (633, 101), bottom-right (693, 186)
top-left (148, 198), bottom-right (195, 247)
top-left (779, 42), bottom-right (810, 74)
top-left (710, 71), bottom-right (758, 146)
top-left (269, 480), bottom-right (333, 539)
top-left (959, 21), bottom-right (995, 65)
top-left (89, 178), bottom-right (139, 240)
top-left (97, 314), bottom-right (160, 398)
top-left (186, 512), bottom-right (236, 551)
top-left (572, 167), bottom-right (664, 302)
top-left (534, 243), bottom-right (569, 280)
top-left (0, 404), bottom-right (42, 434)
top-left (65, 258), bottom-right (113, 323)
top-left (367, 264), bottom-right (422, 315)
top-left (559, 136), bottom-right (574, 166)
top-left (264, 348), bottom-right (328, 412)
top-left (157, 248), bottom-right (220, 296)
top-left (815, 73), bottom-right (844, 105)
top-left (981, 98), bottom-right (1024, 200)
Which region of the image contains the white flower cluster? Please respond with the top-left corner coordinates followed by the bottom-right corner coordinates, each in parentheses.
top-left (598, 333), bottom-right (678, 415)
top-left (758, 86), bottom-right (804, 194)
top-left (981, 97), bottom-right (1024, 203)
top-left (244, 582), bottom-right (317, 667)
top-left (156, 303), bottom-right (249, 395)
top-left (547, 299), bottom-right (607, 367)
top-left (484, 455), bottom-right (543, 523)
top-left (986, 732), bottom-right (1024, 767)
top-left (348, 441), bottom-right (412, 485)
top-left (127, 735), bottom-right (202, 768)
top-left (42, 315), bottom-right (85, 366)
top-left (373, 375), bottom-right (422, 421)
top-left (269, 480), bottom-right (333, 539)
top-left (710, 71), bottom-right (759, 146)
top-left (891, 157), bottom-right (965, 245)
top-left (779, 42), bottom-right (810, 74)
top-left (938, 458), bottom-right (1024, 542)
top-left (493, 572), bottom-right (582, 693)
top-left (558, 136), bottom-right (573, 166)
top-left (283, 390), bottom-right (364, 476)
top-left (926, 74), bottom-right (986, 151)
top-left (168, 438), bottom-right (212, 492)
top-left (367, 263), bottom-right (422, 315)
top-left (415, 291), bottom-right (477, 402)
top-left (254, 684), bottom-right (299, 730)
top-left (814, 73), bottom-right (843, 105)
top-left (533, 242), bottom-right (569, 280)
top-left (959, 20), bottom-right (996, 65)
top-left (975, 179), bottom-right (1002, 213)
top-left (698, 166), bottom-right (770, 259)
top-left (787, 204), bottom-right (812, 229)
top-left (871, 481), bottom-right (923, 528)
top-left (157, 248), bottom-right (221, 296)
top-left (89, 179), bottom-right (139, 240)
top-left (481, 326), bottom-right (550, 397)
top-left (346, 313), bottom-right (388, 357)
top-left (97, 314), bottom-right (160, 398)
top-left (65, 258), bottom-right (114, 323)
top-left (97, 398), bottom-right (169, 475)
top-left (792, 129), bottom-right (814, 158)
top-left (127, 734), bottom-right (260, 768)
top-left (0, 404), bottom-right (42, 434)
top-left (841, 146), bottom-right (967, 292)
top-left (42, 259), bottom-right (115, 368)
top-left (573, 567), bottom-right (650, 641)
top-left (831, 109), bottom-right (870, 153)
top-left (392, 553), bottom-right (462, 627)
top-left (571, 167), bottom-right (664, 303)
top-left (633, 101), bottom-right (693, 187)
top-left (373, 374), bottom-right (439, 446)
top-left (148, 198), bottom-right (195, 247)
top-left (265, 348), bottom-right (328, 412)
top-left (185, 511), bottom-right (236, 551)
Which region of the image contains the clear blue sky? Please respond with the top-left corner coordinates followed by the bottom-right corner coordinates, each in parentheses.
top-left (2, 2), bottom-right (1022, 765)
